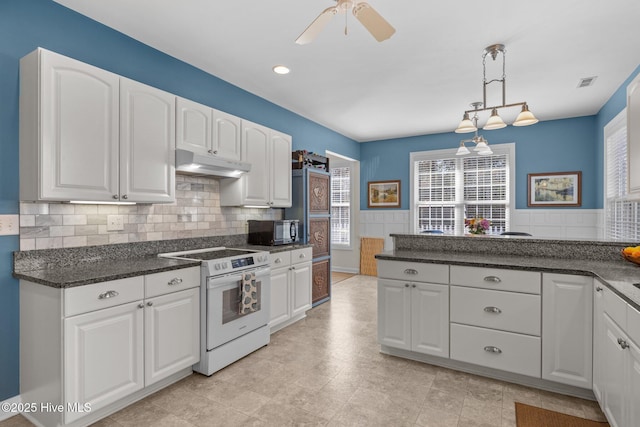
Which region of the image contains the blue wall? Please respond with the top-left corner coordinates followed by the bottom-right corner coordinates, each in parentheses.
top-left (0, 0), bottom-right (358, 401)
top-left (360, 116), bottom-right (598, 210)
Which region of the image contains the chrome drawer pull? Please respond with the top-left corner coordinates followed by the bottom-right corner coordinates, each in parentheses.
top-left (484, 306), bottom-right (502, 314)
top-left (595, 286), bottom-right (603, 292)
top-left (484, 346), bottom-right (502, 354)
top-left (98, 290), bottom-right (119, 300)
top-left (483, 276), bottom-right (501, 283)
top-left (404, 269), bottom-right (418, 275)
top-left (299, 253), bottom-right (306, 258)
top-left (274, 258), bottom-right (282, 264)
top-left (618, 338), bottom-right (630, 350)
top-left (168, 278), bottom-right (183, 286)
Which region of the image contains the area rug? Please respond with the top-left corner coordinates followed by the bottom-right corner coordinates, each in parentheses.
top-left (331, 272), bottom-right (355, 284)
top-left (515, 402), bottom-right (609, 427)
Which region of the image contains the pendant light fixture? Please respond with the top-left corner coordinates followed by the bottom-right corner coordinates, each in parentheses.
top-left (456, 102), bottom-right (493, 156)
top-left (455, 44), bottom-right (538, 134)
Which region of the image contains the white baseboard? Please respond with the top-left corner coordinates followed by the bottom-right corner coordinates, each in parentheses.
top-left (0, 395), bottom-right (22, 421)
top-left (331, 267), bottom-right (359, 274)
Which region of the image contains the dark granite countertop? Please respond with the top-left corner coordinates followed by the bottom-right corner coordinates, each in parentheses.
top-left (12, 237), bottom-right (314, 289)
top-left (376, 250), bottom-right (640, 310)
top-left (13, 257), bottom-right (201, 289)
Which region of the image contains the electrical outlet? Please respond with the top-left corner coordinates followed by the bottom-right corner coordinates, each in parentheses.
top-left (0, 215), bottom-right (20, 236)
top-left (107, 215), bottom-right (124, 231)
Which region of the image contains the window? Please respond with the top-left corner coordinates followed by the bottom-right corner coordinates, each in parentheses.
top-left (605, 110), bottom-right (640, 240)
top-left (331, 166), bottom-right (350, 245)
top-left (411, 144), bottom-right (514, 235)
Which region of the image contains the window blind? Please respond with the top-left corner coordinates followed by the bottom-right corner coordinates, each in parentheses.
top-left (330, 166), bottom-right (350, 245)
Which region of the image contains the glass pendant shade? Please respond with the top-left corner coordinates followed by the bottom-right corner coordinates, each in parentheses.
top-left (455, 112), bottom-right (477, 133)
top-left (474, 140), bottom-right (489, 151)
top-left (513, 104), bottom-right (539, 126)
top-left (456, 142), bottom-right (471, 156)
top-left (478, 147), bottom-right (493, 155)
top-left (483, 108), bottom-right (507, 130)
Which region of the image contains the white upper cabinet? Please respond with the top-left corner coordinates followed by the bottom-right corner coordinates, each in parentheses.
top-left (20, 48), bottom-right (120, 202)
top-left (176, 97), bottom-right (241, 160)
top-left (628, 73), bottom-right (640, 198)
top-left (220, 120), bottom-right (292, 207)
top-left (120, 78), bottom-right (175, 203)
top-left (20, 48), bottom-right (175, 203)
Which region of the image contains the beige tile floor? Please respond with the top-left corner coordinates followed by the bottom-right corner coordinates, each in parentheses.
top-left (2, 275), bottom-right (607, 427)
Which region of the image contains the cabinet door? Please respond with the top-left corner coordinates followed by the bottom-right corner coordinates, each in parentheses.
top-left (213, 110), bottom-right (241, 160)
top-left (176, 97), bottom-right (212, 155)
top-left (241, 121), bottom-right (270, 206)
top-left (270, 131), bottom-right (292, 207)
top-left (39, 50), bottom-right (120, 201)
top-left (64, 301), bottom-right (144, 424)
top-left (411, 282), bottom-right (449, 357)
top-left (628, 73), bottom-right (640, 197)
top-left (309, 217), bottom-right (330, 258)
top-left (291, 262), bottom-right (312, 318)
top-left (628, 339), bottom-right (640, 427)
top-left (120, 78), bottom-right (175, 203)
top-left (145, 288), bottom-right (200, 386)
top-left (542, 274), bottom-right (593, 389)
top-left (377, 278), bottom-right (411, 350)
top-left (308, 172), bottom-right (330, 214)
top-left (312, 259), bottom-right (331, 304)
top-left (593, 284), bottom-right (606, 405)
top-left (269, 266), bottom-right (290, 328)
top-left (602, 313), bottom-right (626, 427)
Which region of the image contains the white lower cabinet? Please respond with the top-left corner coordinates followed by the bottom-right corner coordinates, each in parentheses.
top-left (594, 284), bottom-right (640, 427)
top-left (20, 267), bottom-right (200, 426)
top-left (269, 248), bottom-right (312, 333)
top-left (541, 273), bottom-right (593, 389)
top-left (377, 276), bottom-right (449, 358)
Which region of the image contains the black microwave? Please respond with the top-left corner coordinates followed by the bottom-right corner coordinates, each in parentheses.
top-left (247, 220), bottom-right (299, 246)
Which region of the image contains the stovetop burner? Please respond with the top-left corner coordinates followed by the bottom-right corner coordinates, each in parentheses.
top-left (175, 249), bottom-right (256, 261)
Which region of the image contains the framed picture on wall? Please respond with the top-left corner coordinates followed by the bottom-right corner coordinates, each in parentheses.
top-left (527, 171), bottom-right (582, 207)
top-left (368, 180), bottom-right (401, 208)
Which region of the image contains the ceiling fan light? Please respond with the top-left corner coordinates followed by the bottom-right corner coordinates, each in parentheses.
top-left (513, 104), bottom-right (539, 126)
top-left (456, 142), bottom-right (471, 156)
top-left (483, 108), bottom-right (507, 130)
top-left (455, 113), bottom-right (477, 133)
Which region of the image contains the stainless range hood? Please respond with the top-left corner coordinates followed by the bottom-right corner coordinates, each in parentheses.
top-left (175, 148), bottom-right (251, 178)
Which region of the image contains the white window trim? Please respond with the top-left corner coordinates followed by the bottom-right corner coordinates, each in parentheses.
top-left (327, 150), bottom-right (358, 251)
top-left (409, 143), bottom-right (516, 235)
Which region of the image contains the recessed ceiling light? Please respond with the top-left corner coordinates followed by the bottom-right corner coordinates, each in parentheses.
top-left (272, 65), bottom-right (290, 75)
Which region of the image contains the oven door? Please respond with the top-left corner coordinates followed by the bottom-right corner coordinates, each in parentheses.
top-left (206, 266), bottom-right (270, 351)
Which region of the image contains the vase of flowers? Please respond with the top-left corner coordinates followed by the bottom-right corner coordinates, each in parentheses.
top-left (465, 217), bottom-right (490, 235)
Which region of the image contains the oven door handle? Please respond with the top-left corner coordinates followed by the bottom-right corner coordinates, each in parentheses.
top-left (206, 267), bottom-right (270, 289)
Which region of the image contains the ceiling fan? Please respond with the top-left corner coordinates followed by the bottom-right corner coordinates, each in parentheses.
top-left (295, 0), bottom-right (395, 45)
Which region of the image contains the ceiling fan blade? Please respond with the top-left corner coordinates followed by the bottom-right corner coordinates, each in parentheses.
top-left (353, 2), bottom-right (395, 42)
top-left (295, 7), bottom-right (338, 45)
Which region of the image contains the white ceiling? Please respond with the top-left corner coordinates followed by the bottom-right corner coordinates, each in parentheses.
top-left (54, 0), bottom-right (640, 142)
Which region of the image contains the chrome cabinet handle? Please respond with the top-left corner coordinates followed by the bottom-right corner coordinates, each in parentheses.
top-left (147, 301), bottom-right (153, 307)
top-left (122, 194), bottom-right (128, 200)
top-left (404, 283), bottom-right (409, 288)
top-left (98, 290), bottom-right (119, 300)
top-left (274, 258), bottom-right (282, 264)
top-left (112, 194), bottom-right (119, 199)
top-left (404, 269), bottom-right (418, 275)
top-left (483, 276), bottom-right (501, 283)
top-left (138, 303), bottom-right (145, 309)
top-left (484, 306), bottom-right (502, 314)
top-left (299, 253), bottom-right (306, 258)
top-left (595, 286), bottom-right (603, 292)
top-left (412, 284), bottom-right (416, 288)
top-left (168, 278), bottom-right (183, 286)
top-left (618, 338), bottom-right (630, 350)
top-left (484, 346), bottom-right (502, 354)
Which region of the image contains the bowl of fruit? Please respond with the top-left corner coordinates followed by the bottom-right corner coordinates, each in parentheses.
top-left (622, 246), bottom-right (640, 266)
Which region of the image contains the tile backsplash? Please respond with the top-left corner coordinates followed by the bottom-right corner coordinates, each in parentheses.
top-left (19, 174), bottom-right (282, 251)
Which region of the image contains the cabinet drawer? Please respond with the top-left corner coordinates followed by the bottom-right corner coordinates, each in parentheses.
top-left (450, 323), bottom-right (541, 378)
top-left (145, 267), bottom-right (200, 298)
top-left (291, 247), bottom-right (312, 265)
top-left (450, 286), bottom-right (541, 336)
top-left (64, 276), bottom-right (144, 317)
top-left (270, 251), bottom-right (291, 267)
top-left (377, 260), bottom-right (449, 284)
top-left (602, 283), bottom-right (627, 329)
top-left (450, 266), bottom-right (540, 294)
